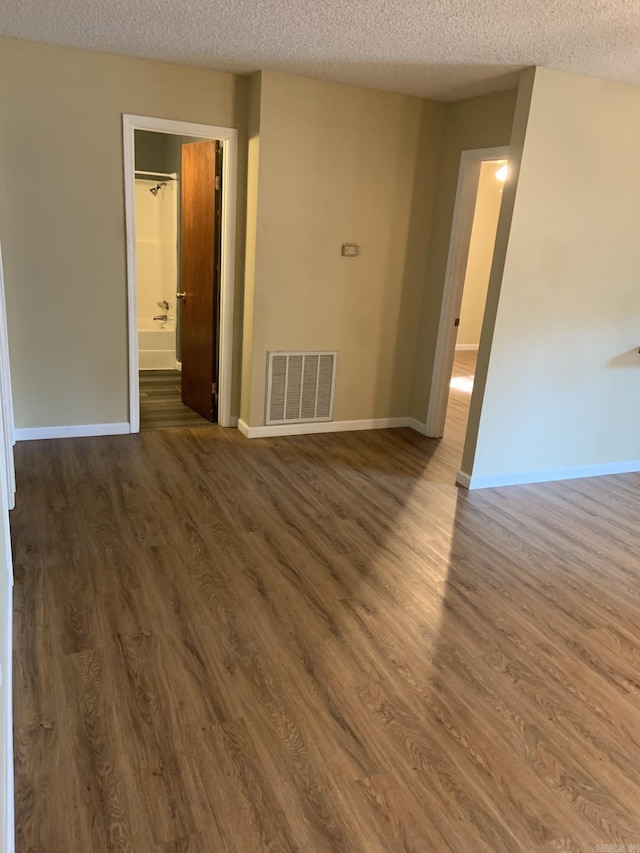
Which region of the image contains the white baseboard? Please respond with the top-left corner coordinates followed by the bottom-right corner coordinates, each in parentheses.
top-left (15, 422), bottom-right (130, 441)
top-left (455, 471), bottom-right (472, 488)
top-left (237, 416), bottom-right (421, 439)
top-left (407, 418), bottom-right (429, 436)
top-left (457, 459), bottom-right (640, 490)
top-left (228, 416), bottom-right (238, 428)
top-left (455, 344), bottom-right (479, 351)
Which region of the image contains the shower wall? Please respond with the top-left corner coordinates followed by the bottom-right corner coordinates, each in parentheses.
top-left (134, 178), bottom-right (178, 369)
top-left (134, 131), bottom-right (204, 366)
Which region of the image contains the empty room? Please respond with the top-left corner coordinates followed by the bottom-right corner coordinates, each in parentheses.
top-left (0, 2), bottom-right (640, 851)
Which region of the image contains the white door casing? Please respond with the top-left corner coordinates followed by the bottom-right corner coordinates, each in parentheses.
top-left (122, 115), bottom-right (238, 431)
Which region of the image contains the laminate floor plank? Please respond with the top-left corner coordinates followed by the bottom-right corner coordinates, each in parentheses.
top-left (139, 371), bottom-right (215, 432)
top-left (158, 832), bottom-right (209, 853)
top-left (61, 648), bottom-right (136, 853)
top-left (12, 352), bottom-right (640, 851)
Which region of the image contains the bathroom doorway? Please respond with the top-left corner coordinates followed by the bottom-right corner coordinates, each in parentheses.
top-left (123, 115), bottom-right (238, 433)
top-left (133, 132), bottom-right (219, 430)
top-left (426, 147), bottom-right (508, 453)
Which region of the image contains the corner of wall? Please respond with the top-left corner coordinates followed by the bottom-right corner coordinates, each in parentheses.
top-left (408, 101), bottom-right (447, 422)
top-left (239, 72), bottom-right (263, 425)
top-left (460, 67), bottom-right (538, 476)
top-left (410, 83), bottom-right (521, 424)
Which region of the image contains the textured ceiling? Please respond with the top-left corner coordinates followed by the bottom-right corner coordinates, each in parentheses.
top-left (2, 0), bottom-right (640, 100)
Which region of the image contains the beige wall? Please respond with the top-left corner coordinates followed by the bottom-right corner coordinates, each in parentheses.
top-left (411, 89), bottom-right (518, 421)
top-left (0, 37), bottom-right (515, 433)
top-left (456, 161), bottom-right (504, 346)
top-left (241, 71), bottom-right (445, 426)
top-left (0, 37), bottom-right (247, 428)
top-left (240, 73), bottom-right (262, 425)
top-left (464, 67), bottom-right (640, 479)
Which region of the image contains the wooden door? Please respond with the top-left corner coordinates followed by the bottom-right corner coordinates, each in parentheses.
top-left (179, 140), bottom-right (221, 420)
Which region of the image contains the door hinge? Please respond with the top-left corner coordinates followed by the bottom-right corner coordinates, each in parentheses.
top-left (215, 175), bottom-right (221, 191)
top-left (454, 317), bottom-right (460, 327)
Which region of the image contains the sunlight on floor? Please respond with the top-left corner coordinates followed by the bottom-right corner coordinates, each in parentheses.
top-left (450, 375), bottom-right (474, 393)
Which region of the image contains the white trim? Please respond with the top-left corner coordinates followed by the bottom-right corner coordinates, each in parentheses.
top-left (407, 418), bottom-right (429, 436)
top-left (455, 343), bottom-right (479, 351)
top-left (0, 243), bottom-right (15, 511)
top-left (0, 394), bottom-right (14, 853)
top-left (123, 114), bottom-right (238, 433)
top-left (425, 146), bottom-right (509, 439)
top-left (238, 416), bottom-right (413, 439)
top-left (456, 460), bottom-right (640, 490)
top-left (218, 133), bottom-right (238, 429)
top-left (15, 423), bottom-right (130, 441)
top-left (455, 471), bottom-right (472, 488)
top-left (4, 578), bottom-right (13, 853)
top-left (229, 416), bottom-right (238, 428)
top-left (238, 416), bottom-right (430, 438)
top-left (123, 116), bottom-right (138, 430)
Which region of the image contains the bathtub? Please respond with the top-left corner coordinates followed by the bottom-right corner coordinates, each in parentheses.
top-left (138, 320), bottom-right (179, 370)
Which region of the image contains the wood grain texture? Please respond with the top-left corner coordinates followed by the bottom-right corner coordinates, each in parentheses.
top-left (139, 371), bottom-right (216, 431)
top-left (12, 353), bottom-right (640, 851)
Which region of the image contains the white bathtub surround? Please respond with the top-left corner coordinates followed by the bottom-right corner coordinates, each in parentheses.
top-left (135, 177), bottom-right (178, 370)
top-left (138, 320), bottom-right (179, 370)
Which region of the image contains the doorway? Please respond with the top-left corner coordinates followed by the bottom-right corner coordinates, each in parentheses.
top-left (426, 147), bottom-right (508, 452)
top-left (123, 115), bottom-right (238, 433)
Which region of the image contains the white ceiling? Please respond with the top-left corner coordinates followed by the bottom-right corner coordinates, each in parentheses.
top-left (2, 0), bottom-right (640, 101)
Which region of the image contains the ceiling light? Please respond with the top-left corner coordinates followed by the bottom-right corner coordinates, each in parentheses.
top-left (495, 164), bottom-right (508, 182)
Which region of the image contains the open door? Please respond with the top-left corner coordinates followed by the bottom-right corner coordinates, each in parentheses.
top-left (425, 146), bottom-right (508, 438)
top-left (179, 139), bottom-right (222, 420)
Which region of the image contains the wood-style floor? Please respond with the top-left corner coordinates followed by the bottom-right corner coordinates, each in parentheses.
top-left (443, 349), bottom-right (476, 442)
top-left (11, 353), bottom-right (640, 851)
top-left (139, 370), bottom-right (214, 431)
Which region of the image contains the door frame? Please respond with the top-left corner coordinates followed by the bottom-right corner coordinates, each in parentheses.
top-left (0, 242), bottom-right (15, 511)
top-left (424, 146), bottom-right (509, 437)
top-left (122, 114), bottom-right (238, 431)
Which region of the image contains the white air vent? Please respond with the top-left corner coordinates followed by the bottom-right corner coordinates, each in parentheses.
top-left (266, 351), bottom-right (337, 425)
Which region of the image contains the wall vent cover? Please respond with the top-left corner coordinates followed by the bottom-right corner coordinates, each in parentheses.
top-left (266, 351), bottom-right (337, 425)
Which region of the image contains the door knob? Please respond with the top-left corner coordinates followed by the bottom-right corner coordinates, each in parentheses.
top-left (176, 292), bottom-right (186, 300)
